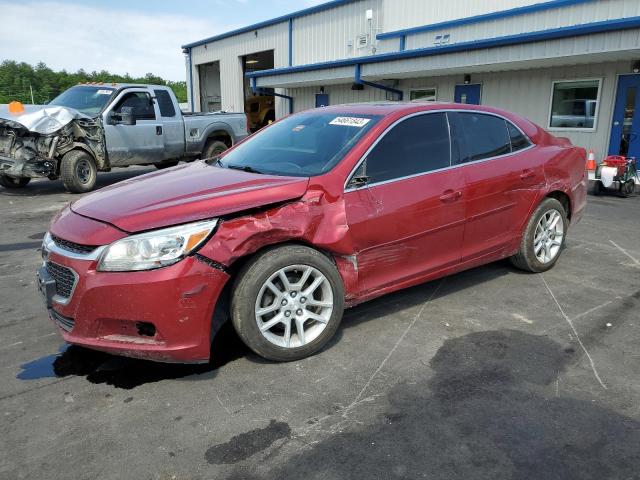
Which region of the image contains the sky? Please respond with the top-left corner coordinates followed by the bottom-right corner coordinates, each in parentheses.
top-left (0, 0), bottom-right (326, 81)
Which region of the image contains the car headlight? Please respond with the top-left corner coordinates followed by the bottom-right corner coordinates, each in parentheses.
top-left (97, 219), bottom-right (218, 272)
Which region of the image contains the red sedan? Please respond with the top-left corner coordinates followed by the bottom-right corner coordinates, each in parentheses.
top-left (38, 102), bottom-right (587, 363)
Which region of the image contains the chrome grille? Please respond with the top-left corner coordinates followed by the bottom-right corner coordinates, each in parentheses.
top-left (50, 309), bottom-right (74, 332)
top-left (51, 234), bottom-right (96, 255)
top-left (46, 262), bottom-right (76, 299)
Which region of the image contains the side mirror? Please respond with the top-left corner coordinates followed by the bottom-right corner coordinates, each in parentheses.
top-left (349, 174), bottom-right (370, 189)
top-left (108, 106), bottom-right (136, 126)
top-left (119, 106), bottom-right (136, 125)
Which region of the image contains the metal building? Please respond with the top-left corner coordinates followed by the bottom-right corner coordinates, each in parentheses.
top-left (182, 0), bottom-right (640, 159)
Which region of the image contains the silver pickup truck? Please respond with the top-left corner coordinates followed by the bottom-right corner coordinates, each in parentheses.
top-left (0, 84), bottom-right (248, 192)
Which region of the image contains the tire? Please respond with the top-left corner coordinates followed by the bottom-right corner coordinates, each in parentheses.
top-left (154, 161), bottom-right (179, 170)
top-left (60, 150), bottom-right (97, 193)
top-left (510, 198), bottom-right (568, 273)
top-left (623, 180), bottom-right (636, 196)
top-left (231, 245), bottom-right (345, 362)
top-left (203, 140), bottom-right (228, 160)
top-left (591, 180), bottom-right (605, 196)
top-left (0, 175), bottom-right (30, 189)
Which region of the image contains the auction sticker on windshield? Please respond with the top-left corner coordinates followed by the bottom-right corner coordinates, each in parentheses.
top-left (329, 117), bottom-right (371, 128)
top-left (96, 89), bottom-right (113, 95)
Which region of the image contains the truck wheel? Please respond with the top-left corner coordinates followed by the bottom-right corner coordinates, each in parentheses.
top-left (510, 198), bottom-right (568, 273)
top-left (0, 175), bottom-right (30, 189)
top-left (61, 150), bottom-right (97, 193)
top-left (231, 245), bottom-right (345, 362)
top-left (203, 140), bottom-right (228, 160)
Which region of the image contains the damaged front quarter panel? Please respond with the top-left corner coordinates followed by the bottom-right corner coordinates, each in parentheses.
top-left (197, 185), bottom-right (361, 302)
top-left (0, 105), bottom-right (105, 179)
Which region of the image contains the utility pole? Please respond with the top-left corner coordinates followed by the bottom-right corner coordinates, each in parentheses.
top-left (29, 84), bottom-right (34, 104)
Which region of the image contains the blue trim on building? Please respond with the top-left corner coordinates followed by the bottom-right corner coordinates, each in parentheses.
top-left (247, 16), bottom-right (640, 80)
top-left (188, 49), bottom-right (195, 112)
top-left (376, 0), bottom-right (596, 41)
top-left (288, 18), bottom-right (293, 67)
top-left (182, 0), bottom-right (358, 49)
top-left (355, 64), bottom-right (403, 100)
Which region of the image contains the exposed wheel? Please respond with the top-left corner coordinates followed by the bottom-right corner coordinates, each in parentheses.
top-left (231, 245), bottom-right (345, 362)
top-left (203, 140), bottom-right (228, 160)
top-left (591, 180), bottom-right (605, 196)
top-left (623, 180), bottom-right (636, 196)
top-left (60, 150), bottom-right (97, 193)
top-left (154, 161), bottom-right (179, 170)
top-left (510, 198), bottom-right (568, 273)
top-left (0, 175), bottom-right (30, 188)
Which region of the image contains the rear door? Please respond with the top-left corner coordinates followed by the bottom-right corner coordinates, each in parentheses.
top-left (344, 112), bottom-right (465, 294)
top-left (103, 89), bottom-right (163, 166)
top-left (451, 112), bottom-right (542, 264)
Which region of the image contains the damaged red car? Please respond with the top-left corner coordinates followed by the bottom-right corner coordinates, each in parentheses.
top-left (38, 103), bottom-right (587, 363)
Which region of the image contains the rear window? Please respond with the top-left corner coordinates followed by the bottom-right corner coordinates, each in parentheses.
top-left (154, 89), bottom-right (176, 117)
top-left (458, 113), bottom-right (511, 162)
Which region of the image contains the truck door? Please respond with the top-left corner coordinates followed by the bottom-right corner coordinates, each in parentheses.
top-left (103, 89), bottom-right (163, 166)
top-left (154, 89), bottom-right (184, 160)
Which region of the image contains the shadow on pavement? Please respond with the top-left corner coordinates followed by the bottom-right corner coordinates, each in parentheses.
top-left (227, 330), bottom-right (640, 480)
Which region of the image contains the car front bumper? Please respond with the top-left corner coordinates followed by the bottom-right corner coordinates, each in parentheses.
top-left (39, 244), bottom-right (230, 363)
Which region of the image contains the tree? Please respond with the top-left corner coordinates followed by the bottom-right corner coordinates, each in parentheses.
top-left (0, 60), bottom-right (188, 105)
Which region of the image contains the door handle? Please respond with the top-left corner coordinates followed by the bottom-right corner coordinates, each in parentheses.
top-left (520, 169), bottom-right (535, 180)
top-left (156, 126), bottom-right (163, 135)
top-left (439, 190), bottom-right (462, 203)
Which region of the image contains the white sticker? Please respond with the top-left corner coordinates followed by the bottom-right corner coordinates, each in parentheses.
top-left (96, 89), bottom-right (113, 95)
top-left (329, 116), bottom-right (371, 128)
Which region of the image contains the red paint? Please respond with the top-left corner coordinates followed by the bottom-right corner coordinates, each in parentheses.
top-left (46, 103), bottom-right (586, 362)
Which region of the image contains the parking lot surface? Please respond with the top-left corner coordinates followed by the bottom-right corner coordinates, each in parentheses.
top-left (1, 169), bottom-right (639, 480)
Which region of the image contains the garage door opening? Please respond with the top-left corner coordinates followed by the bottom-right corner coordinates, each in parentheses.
top-left (243, 50), bottom-right (275, 132)
top-left (198, 61), bottom-right (221, 112)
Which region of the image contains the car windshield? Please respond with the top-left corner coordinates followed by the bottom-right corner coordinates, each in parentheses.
top-left (218, 112), bottom-right (382, 176)
top-left (49, 86), bottom-right (116, 116)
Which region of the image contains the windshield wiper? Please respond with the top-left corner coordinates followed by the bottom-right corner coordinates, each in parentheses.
top-left (226, 164), bottom-right (263, 174)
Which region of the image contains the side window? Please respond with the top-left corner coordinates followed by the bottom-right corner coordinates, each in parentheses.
top-left (362, 113), bottom-right (451, 185)
top-left (113, 92), bottom-right (156, 120)
top-left (507, 121), bottom-right (531, 152)
top-left (458, 113), bottom-right (511, 162)
top-left (154, 90), bottom-right (176, 117)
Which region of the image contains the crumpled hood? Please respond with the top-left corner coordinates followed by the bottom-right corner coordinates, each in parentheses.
top-left (0, 104), bottom-right (90, 134)
top-left (71, 161), bottom-right (310, 232)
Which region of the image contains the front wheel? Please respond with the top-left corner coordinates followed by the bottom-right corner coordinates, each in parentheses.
top-left (510, 198), bottom-right (568, 273)
top-left (231, 245), bottom-right (345, 362)
top-left (60, 150), bottom-right (97, 193)
top-left (0, 175), bottom-right (30, 189)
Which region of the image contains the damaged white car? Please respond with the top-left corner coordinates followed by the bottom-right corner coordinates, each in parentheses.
top-left (0, 84), bottom-right (248, 192)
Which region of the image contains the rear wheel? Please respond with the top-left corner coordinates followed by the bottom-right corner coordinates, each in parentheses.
top-left (203, 140), bottom-right (228, 160)
top-left (0, 175), bottom-right (30, 189)
top-left (623, 180), bottom-right (636, 196)
top-left (60, 150), bottom-right (97, 193)
top-left (231, 245), bottom-right (344, 362)
top-left (510, 198), bottom-right (568, 273)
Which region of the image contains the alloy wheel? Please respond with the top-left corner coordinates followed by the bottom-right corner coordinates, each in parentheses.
top-left (533, 209), bottom-right (564, 264)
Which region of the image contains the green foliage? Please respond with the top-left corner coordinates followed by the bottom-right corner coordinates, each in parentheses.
top-left (0, 60), bottom-right (187, 104)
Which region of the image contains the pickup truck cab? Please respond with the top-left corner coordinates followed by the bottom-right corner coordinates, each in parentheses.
top-left (0, 84), bottom-right (248, 192)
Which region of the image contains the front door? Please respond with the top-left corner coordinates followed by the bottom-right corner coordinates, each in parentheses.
top-left (609, 74), bottom-right (640, 159)
top-left (455, 84), bottom-right (482, 105)
top-left (103, 89), bottom-right (164, 166)
top-left (344, 112), bottom-right (465, 294)
top-left (315, 93), bottom-right (329, 108)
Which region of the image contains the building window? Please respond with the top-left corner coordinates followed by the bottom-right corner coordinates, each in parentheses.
top-left (549, 79), bottom-right (601, 130)
top-left (409, 88), bottom-right (437, 102)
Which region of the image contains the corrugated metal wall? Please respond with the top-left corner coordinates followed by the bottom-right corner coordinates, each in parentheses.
top-left (190, 22), bottom-right (289, 113)
top-left (292, 0), bottom-right (383, 65)
top-left (283, 61), bottom-right (632, 157)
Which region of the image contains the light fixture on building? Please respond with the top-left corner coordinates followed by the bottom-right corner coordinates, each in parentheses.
top-left (351, 83), bottom-right (364, 91)
top-left (320, 86), bottom-right (325, 93)
top-left (633, 61), bottom-right (640, 74)
top-left (464, 74), bottom-right (471, 84)
top-left (246, 59), bottom-right (259, 65)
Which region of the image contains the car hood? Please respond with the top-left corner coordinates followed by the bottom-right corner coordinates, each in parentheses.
top-left (0, 104), bottom-right (90, 134)
top-left (71, 161), bottom-right (310, 232)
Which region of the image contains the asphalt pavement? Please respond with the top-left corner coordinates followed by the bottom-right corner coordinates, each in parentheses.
top-left (1, 168), bottom-right (639, 480)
